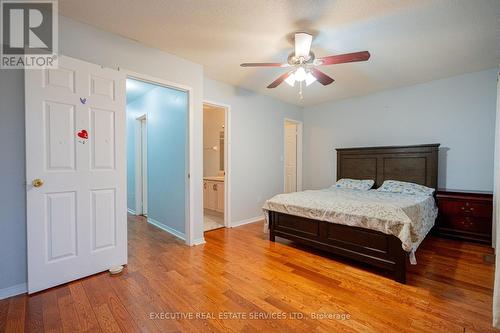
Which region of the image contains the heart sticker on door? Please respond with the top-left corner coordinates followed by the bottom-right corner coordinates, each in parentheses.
top-left (77, 130), bottom-right (88, 139)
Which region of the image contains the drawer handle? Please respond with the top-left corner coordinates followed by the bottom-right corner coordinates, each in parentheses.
top-left (213, 184), bottom-right (217, 191)
top-left (459, 218), bottom-right (474, 227)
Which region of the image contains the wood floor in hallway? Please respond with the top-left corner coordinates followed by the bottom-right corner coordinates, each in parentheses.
top-left (0, 214), bottom-right (497, 332)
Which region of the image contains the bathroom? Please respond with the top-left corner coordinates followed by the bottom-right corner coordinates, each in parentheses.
top-left (203, 103), bottom-right (226, 231)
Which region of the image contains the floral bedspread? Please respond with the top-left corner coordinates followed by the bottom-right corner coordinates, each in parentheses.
top-left (262, 188), bottom-right (437, 255)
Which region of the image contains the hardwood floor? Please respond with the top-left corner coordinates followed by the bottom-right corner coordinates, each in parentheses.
top-left (1, 214), bottom-right (497, 332)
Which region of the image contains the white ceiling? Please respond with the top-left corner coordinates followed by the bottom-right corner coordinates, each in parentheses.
top-left (60, 0), bottom-right (500, 107)
top-left (126, 78), bottom-right (156, 104)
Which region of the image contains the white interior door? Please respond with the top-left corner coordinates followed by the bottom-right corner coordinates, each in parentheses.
top-left (285, 122), bottom-right (298, 193)
top-left (25, 55), bottom-right (127, 293)
top-left (141, 118), bottom-right (148, 215)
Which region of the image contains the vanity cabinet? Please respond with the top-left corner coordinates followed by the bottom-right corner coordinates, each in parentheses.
top-left (203, 179), bottom-right (224, 213)
top-left (216, 182), bottom-right (225, 212)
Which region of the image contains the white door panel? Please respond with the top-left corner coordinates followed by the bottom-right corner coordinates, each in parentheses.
top-left (91, 107), bottom-right (116, 170)
top-left (285, 122), bottom-right (298, 193)
top-left (44, 101), bottom-right (76, 170)
top-left (141, 119), bottom-right (148, 215)
top-left (26, 56), bottom-right (127, 293)
top-left (46, 191), bottom-right (77, 261)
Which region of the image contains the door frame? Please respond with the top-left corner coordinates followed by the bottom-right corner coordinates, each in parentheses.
top-left (203, 100), bottom-right (231, 228)
top-left (283, 118), bottom-right (303, 192)
top-left (125, 70), bottom-right (195, 245)
top-left (134, 114), bottom-right (147, 216)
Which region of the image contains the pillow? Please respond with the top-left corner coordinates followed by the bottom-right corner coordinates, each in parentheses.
top-left (333, 178), bottom-right (374, 191)
top-left (377, 180), bottom-right (434, 196)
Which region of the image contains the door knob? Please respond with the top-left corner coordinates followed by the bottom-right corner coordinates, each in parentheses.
top-left (32, 179), bottom-right (44, 188)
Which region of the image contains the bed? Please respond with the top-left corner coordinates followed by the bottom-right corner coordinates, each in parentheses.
top-left (264, 144), bottom-right (440, 283)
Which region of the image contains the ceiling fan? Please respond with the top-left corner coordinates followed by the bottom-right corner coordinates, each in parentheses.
top-left (240, 32), bottom-right (371, 93)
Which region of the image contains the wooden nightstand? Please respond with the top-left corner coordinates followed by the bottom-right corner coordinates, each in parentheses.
top-left (435, 190), bottom-right (493, 245)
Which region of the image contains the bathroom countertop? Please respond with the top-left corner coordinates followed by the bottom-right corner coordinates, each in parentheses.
top-left (203, 176), bottom-right (225, 182)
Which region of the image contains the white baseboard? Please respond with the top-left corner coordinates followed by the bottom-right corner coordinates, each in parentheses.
top-left (0, 283), bottom-right (27, 300)
top-left (191, 237), bottom-right (206, 246)
top-left (230, 215), bottom-right (264, 228)
top-left (127, 208), bottom-right (136, 215)
top-left (147, 217), bottom-right (186, 240)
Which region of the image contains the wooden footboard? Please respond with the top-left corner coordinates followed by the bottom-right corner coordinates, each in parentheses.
top-left (268, 211), bottom-right (407, 283)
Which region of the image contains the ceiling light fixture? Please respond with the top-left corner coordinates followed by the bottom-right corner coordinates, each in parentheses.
top-left (284, 67), bottom-right (317, 86)
top-left (294, 67), bottom-right (307, 82)
top-left (282, 67), bottom-right (317, 98)
top-left (240, 31), bottom-right (371, 100)
top-left (305, 72), bottom-right (316, 86)
top-left (285, 73), bottom-right (296, 87)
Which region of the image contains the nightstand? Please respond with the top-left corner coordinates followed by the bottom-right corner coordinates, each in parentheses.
top-left (435, 190), bottom-right (493, 245)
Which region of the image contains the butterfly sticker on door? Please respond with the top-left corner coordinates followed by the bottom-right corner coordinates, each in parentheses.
top-left (77, 129), bottom-right (88, 144)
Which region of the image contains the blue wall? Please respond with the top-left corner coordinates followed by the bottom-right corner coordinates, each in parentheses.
top-left (0, 69), bottom-right (27, 290)
top-left (303, 68), bottom-right (498, 191)
top-left (126, 97), bottom-right (138, 211)
top-left (126, 80), bottom-right (188, 235)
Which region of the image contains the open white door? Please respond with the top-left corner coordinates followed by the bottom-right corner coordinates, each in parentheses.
top-left (25, 56), bottom-right (127, 293)
top-left (135, 114), bottom-right (148, 216)
top-left (140, 118), bottom-right (148, 215)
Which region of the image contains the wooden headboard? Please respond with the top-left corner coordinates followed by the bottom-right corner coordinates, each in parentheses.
top-left (336, 144), bottom-right (440, 189)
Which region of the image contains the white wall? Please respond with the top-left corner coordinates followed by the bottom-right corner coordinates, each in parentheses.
top-left (204, 78), bottom-right (303, 224)
top-left (303, 69), bottom-right (498, 192)
top-left (203, 107), bottom-right (225, 177)
top-left (0, 69), bottom-right (27, 293)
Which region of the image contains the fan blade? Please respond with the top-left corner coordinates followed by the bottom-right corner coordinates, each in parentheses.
top-left (267, 70), bottom-right (295, 89)
top-left (317, 51), bottom-right (370, 65)
top-left (295, 32), bottom-right (313, 58)
top-left (240, 62), bottom-right (289, 67)
top-left (310, 68), bottom-right (334, 86)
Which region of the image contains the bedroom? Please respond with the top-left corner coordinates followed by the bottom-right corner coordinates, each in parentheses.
top-left (0, 0), bottom-right (499, 332)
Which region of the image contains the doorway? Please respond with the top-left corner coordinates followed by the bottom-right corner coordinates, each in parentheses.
top-left (24, 55), bottom-right (197, 294)
top-left (135, 114), bottom-right (148, 216)
top-left (284, 119), bottom-right (303, 193)
top-left (203, 102), bottom-right (230, 231)
top-left (126, 77), bottom-right (189, 240)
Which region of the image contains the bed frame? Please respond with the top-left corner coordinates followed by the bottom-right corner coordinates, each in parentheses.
top-left (268, 144), bottom-right (440, 283)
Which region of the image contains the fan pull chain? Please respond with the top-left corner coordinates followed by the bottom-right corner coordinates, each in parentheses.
top-left (299, 81), bottom-right (304, 99)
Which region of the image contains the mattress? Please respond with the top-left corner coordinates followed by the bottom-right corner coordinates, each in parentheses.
top-left (262, 188), bottom-right (437, 257)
